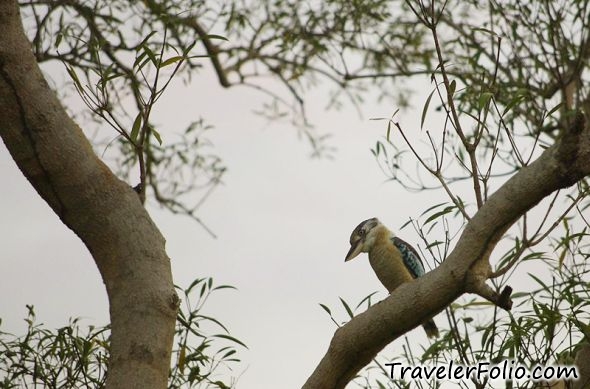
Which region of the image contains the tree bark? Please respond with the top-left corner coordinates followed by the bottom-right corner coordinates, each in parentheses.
top-left (303, 114), bottom-right (590, 388)
top-left (0, 2), bottom-right (178, 388)
top-left (574, 342), bottom-right (590, 389)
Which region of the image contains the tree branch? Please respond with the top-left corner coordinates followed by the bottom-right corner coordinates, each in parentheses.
top-left (303, 112), bottom-right (590, 389)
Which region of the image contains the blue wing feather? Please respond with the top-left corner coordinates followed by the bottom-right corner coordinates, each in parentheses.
top-left (392, 236), bottom-right (425, 278)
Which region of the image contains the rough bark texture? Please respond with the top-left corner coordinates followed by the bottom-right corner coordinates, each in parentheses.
top-left (303, 115), bottom-right (590, 388)
top-left (574, 343), bottom-right (590, 389)
top-left (0, 2), bottom-right (178, 388)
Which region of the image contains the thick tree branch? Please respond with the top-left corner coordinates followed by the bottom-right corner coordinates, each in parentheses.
top-left (303, 112), bottom-right (590, 389)
top-left (0, 2), bottom-right (177, 389)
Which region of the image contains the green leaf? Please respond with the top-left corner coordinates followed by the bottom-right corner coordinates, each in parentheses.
top-left (221, 349), bottom-right (236, 359)
top-left (183, 40), bottom-right (198, 55)
top-left (319, 303), bottom-right (332, 316)
top-left (178, 345), bottom-right (186, 372)
top-left (449, 80), bottom-right (456, 96)
top-left (399, 218), bottom-right (413, 230)
top-left (151, 128), bottom-right (163, 145)
top-left (502, 94), bottom-right (526, 117)
top-left (355, 291), bottom-right (378, 310)
top-left (472, 27), bottom-right (498, 36)
top-left (186, 278), bottom-right (204, 293)
top-left (187, 54), bottom-right (214, 60)
top-left (137, 57), bottom-right (152, 72)
top-left (421, 89), bottom-right (436, 130)
top-left (213, 334), bottom-right (248, 349)
top-left (339, 297), bottom-right (354, 319)
top-left (424, 206), bottom-right (455, 225)
top-left (160, 56), bottom-right (184, 68)
top-left (546, 102), bottom-right (563, 118)
top-left (558, 248), bottom-right (567, 270)
top-left (521, 251), bottom-right (544, 261)
top-left (510, 292), bottom-right (530, 299)
top-left (212, 285), bottom-right (237, 291)
top-left (425, 240), bottom-right (443, 250)
top-left (143, 46), bottom-right (158, 65)
top-left (138, 31), bottom-right (157, 48)
top-left (130, 113), bottom-right (142, 143)
top-left (196, 314), bottom-right (229, 333)
top-left (65, 66), bottom-right (83, 93)
top-left (420, 202), bottom-right (447, 217)
top-left (206, 34), bottom-right (229, 41)
top-left (55, 32), bottom-right (63, 48)
top-left (371, 140), bottom-right (384, 158)
top-left (133, 51), bottom-right (147, 69)
top-left (478, 92), bottom-right (494, 110)
top-left (528, 273), bottom-right (549, 291)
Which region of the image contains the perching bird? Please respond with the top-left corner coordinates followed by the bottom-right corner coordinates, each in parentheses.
top-left (345, 217), bottom-right (439, 338)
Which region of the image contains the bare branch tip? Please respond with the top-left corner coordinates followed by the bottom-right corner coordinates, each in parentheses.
top-left (498, 286), bottom-right (513, 311)
top-left (467, 280), bottom-right (513, 312)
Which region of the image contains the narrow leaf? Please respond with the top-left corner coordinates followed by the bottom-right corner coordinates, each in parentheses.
top-left (355, 291), bottom-right (378, 310)
top-left (420, 202), bottom-right (447, 217)
top-left (386, 121), bottom-right (392, 141)
top-left (339, 297), bottom-right (354, 319)
top-left (473, 27), bottom-right (498, 36)
top-left (66, 66), bottom-right (83, 92)
top-left (502, 94), bottom-right (526, 117)
top-left (213, 334), bottom-right (248, 349)
top-left (138, 31), bottom-right (157, 48)
top-left (160, 56), bottom-right (184, 68)
top-left (196, 314), bottom-right (229, 333)
top-left (186, 278), bottom-right (204, 293)
top-left (449, 80), bottom-right (456, 96)
top-left (546, 102), bottom-right (563, 118)
top-left (151, 128), bottom-right (163, 145)
top-left (206, 34), bottom-right (229, 41)
top-left (421, 89), bottom-right (436, 130)
top-left (319, 303), bottom-right (332, 316)
top-left (212, 285), bottom-right (237, 291)
top-left (478, 92), bottom-right (494, 110)
top-left (143, 46), bottom-right (158, 65)
top-left (130, 113), bottom-right (142, 143)
top-left (178, 346), bottom-right (186, 372)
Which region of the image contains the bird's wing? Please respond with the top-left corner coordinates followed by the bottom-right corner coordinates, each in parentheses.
top-left (391, 236), bottom-right (426, 279)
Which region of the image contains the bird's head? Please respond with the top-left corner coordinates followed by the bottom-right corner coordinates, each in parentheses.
top-left (345, 217), bottom-right (381, 261)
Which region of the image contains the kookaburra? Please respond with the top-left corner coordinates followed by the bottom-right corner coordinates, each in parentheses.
top-left (345, 217), bottom-right (439, 338)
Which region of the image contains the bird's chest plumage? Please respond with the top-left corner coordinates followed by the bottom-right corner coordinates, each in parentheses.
top-left (368, 235), bottom-right (414, 293)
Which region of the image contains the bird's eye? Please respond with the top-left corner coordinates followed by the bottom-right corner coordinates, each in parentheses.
top-left (359, 229), bottom-right (365, 236)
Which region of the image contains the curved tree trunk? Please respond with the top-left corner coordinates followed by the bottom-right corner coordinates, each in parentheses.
top-left (0, 2), bottom-right (178, 388)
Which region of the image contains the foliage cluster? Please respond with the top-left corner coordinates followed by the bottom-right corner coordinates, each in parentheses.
top-left (0, 278), bottom-right (244, 389)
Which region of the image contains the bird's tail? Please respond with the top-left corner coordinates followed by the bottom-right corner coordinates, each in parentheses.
top-left (422, 318), bottom-right (439, 338)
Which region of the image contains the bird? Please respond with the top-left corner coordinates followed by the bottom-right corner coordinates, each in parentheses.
top-left (345, 217), bottom-right (439, 338)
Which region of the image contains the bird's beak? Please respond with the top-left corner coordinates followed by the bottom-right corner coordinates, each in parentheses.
top-left (345, 240), bottom-right (363, 262)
